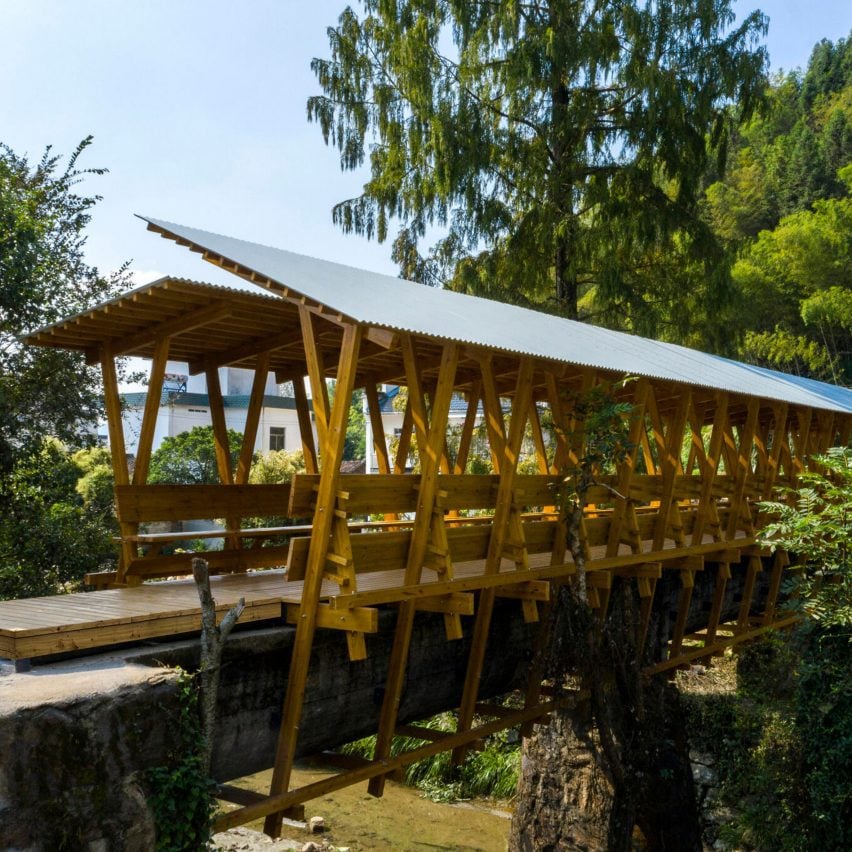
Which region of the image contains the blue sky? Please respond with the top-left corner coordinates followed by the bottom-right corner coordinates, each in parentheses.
top-left (1, 0), bottom-right (849, 289)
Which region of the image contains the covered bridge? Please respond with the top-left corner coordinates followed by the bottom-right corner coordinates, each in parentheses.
top-left (6, 215), bottom-right (852, 836)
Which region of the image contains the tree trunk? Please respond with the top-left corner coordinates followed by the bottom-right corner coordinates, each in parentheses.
top-left (555, 223), bottom-right (579, 320)
top-left (510, 583), bottom-right (702, 851)
top-left (511, 697), bottom-right (614, 851)
top-left (192, 557), bottom-right (244, 774)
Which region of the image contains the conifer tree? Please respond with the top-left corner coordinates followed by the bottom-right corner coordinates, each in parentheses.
top-left (310, 0), bottom-right (768, 324)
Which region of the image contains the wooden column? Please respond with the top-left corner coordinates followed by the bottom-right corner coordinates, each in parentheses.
top-left (264, 317), bottom-right (362, 837)
top-left (364, 380), bottom-right (392, 475)
top-left (100, 347), bottom-right (136, 585)
top-left (691, 392), bottom-right (730, 546)
top-left (368, 337), bottom-right (458, 797)
top-left (725, 398), bottom-right (760, 540)
top-left (132, 337), bottom-right (170, 486)
top-left (527, 398), bottom-right (550, 475)
top-left (605, 378), bottom-right (651, 558)
top-left (453, 381), bottom-right (481, 475)
top-left (652, 388), bottom-right (691, 551)
top-left (293, 376), bottom-right (318, 474)
top-left (206, 367), bottom-right (233, 485)
top-left (453, 356), bottom-right (535, 764)
top-left (393, 397), bottom-right (414, 474)
top-left (235, 352), bottom-right (271, 484)
top-left (206, 365), bottom-right (240, 552)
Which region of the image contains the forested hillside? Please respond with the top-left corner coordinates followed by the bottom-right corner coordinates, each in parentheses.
top-left (705, 35), bottom-right (852, 381)
top-left (581, 34), bottom-right (852, 379)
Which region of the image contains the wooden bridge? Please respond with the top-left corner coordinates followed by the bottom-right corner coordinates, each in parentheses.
top-left (6, 216), bottom-right (851, 837)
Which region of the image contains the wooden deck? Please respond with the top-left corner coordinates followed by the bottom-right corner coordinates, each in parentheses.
top-left (0, 532), bottom-right (750, 662)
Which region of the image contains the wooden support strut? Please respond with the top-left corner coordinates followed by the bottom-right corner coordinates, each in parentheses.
top-left (367, 337), bottom-right (459, 798)
top-left (132, 336), bottom-right (170, 486)
top-left (606, 378), bottom-right (652, 562)
top-left (292, 376), bottom-right (318, 475)
top-left (652, 388), bottom-right (691, 551)
top-left (263, 317), bottom-right (362, 839)
top-left (364, 380), bottom-right (392, 476)
top-left (725, 398), bottom-right (760, 540)
top-left (692, 392), bottom-right (730, 546)
top-left (100, 347), bottom-right (137, 585)
top-left (206, 364), bottom-right (241, 552)
top-left (453, 355), bottom-right (535, 766)
top-left (235, 351), bottom-right (270, 485)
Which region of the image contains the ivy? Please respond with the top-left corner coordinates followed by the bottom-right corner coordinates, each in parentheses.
top-left (145, 670), bottom-right (216, 852)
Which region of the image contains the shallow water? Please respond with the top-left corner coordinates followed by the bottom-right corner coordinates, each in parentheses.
top-left (233, 763), bottom-right (511, 851)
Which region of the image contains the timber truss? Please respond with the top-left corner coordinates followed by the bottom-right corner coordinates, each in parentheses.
top-left (21, 240), bottom-right (852, 837)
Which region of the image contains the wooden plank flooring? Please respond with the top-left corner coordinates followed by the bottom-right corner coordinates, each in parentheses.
top-left (0, 532), bottom-right (751, 661)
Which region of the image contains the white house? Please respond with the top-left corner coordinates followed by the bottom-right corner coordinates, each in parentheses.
top-left (116, 363), bottom-right (308, 458)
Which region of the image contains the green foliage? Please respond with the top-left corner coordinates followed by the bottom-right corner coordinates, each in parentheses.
top-left (327, 382), bottom-right (366, 461)
top-left (148, 426), bottom-right (244, 485)
top-left (310, 0), bottom-right (767, 333)
top-left (0, 439), bottom-right (117, 600)
top-left (344, 389), bottom-right (366, 461)
top-left (146, 670), bottom-right (215, 851)
top-left (758, 445), bottom-right (852, 628)
top-left (245, 448), bottom-right (308, 529)
top-left (683, 629), bottom-right (852, 852)
top-left (342, 709), bottom-right (520, 803)
top-left (699, 34), bottom-right (852, 375)
top-left (73, 447), bottom-right (115, 512)
top-left (247, 448), bottom-right (306, 484)
top-left (732, 171), bottom-right (852, 381)
top-left (0, 138), bottom-right (128, 474)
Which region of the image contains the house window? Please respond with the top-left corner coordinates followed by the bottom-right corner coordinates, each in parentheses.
top-left (269, 426), bottom-right (286, 451)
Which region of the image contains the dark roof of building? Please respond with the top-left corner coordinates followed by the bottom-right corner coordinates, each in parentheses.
top-left (121, 391), bottom-right (300, 410)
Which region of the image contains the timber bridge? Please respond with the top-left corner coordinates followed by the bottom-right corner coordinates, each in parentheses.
top-left (3, 216), bottom-right (851, 839)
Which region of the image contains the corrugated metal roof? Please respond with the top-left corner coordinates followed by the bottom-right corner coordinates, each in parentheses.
top-left (142, 215), bottom-right (852, 415)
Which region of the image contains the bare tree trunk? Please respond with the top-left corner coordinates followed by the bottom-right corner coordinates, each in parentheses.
top-left (192, 557), bottom-right (245, 775)
top-left (510, 583), bottom-right (702, 851)
top-left (511, 696), bottom-right (614, 851)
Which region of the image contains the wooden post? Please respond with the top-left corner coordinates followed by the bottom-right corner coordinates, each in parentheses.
top-left (206, 365), bottom-right (240, 552)
top-left (606, 378), bottom-right (651, 558)
top-left (725, 398), bottom-right (760, 540)
top-left (453, 381), bottom-right (481, 475)
top-left (293, 376), bottom-right (318, 474)
top-left (394, 397), bottom-right (414, 474)
top-left (368, 338), bottom-right (458, 797)
top-left (691, 392), bottom-right (730, 546)
top-left (132, 336), bottom-right (170, 486)
top-left (100, 347), bottom-right (137, 585)
top-left (206, 367), bottom-right (233, 485)
top-left (652, 388), bottom-right (691, 550)
top-left (736, 555), bottom-right (763, 633)
top-left (453, 356), bottom-right (535, 764)
top-left (527, 398), bottom-right (550, 474)
top-left (235, 351), bottom-right (271, 484)
top-left (264, 319), bottom-right (362, 838)
top-left (364, 380), bottom-right (392, 475)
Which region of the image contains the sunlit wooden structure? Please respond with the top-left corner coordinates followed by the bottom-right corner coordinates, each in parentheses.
top-left (10, 217), bottom-right (852, 836)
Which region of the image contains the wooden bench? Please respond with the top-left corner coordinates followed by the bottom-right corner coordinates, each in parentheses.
top-left (86, 483), bottom-right (306, 587)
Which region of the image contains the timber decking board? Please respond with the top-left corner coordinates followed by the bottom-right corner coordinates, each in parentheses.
top-left (0, 528), bottom-right (752, 660)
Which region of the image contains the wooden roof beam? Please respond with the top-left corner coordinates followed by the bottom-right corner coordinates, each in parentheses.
top-left (187, 329), bottom-right (301, 375)
top-left (85, 301), bottom-right (231, 362)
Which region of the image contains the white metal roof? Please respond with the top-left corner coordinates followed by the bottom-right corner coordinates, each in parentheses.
top-left (141, 216), bottom-right (852, 415)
